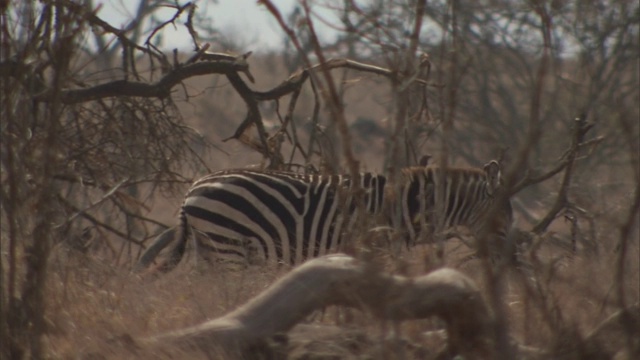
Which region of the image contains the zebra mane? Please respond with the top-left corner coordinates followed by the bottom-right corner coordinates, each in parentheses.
top-left (204, 165), bottom-right (495, 185)
top-left (207, 168), bottom-right (383, 182)
top-left (205, 166), bottom-right (493, 189)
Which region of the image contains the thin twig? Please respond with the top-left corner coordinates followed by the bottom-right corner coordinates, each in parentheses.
top-left (64, 178), bottom-right (129, 223)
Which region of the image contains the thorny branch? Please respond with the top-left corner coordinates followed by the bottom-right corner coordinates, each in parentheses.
top-left (5, 1), bottom-right (438, 174)
top-left (195, 52), bottom-right (435, 168)
top-left (530, 114), bottom-right (594, 235)
top-left (1, 35), bottom-right (434, 170)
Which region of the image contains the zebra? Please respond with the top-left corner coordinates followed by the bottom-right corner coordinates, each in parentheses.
top-left (134, 161), bottom-right (513, 273)
top-left (393, 161), bottom-right (513, 260)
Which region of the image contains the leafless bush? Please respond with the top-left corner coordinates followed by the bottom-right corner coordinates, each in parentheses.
top-left (1, 0), bottom-right (638, 359)
top-left (1, 0), bottom-right (225, 357)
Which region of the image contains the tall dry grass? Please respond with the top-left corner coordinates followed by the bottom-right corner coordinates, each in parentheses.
top-left (40, 217), bottom-right (638, 359)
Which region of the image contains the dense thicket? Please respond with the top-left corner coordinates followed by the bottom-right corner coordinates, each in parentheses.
top-left (1, 1), bottom-right (637, 358)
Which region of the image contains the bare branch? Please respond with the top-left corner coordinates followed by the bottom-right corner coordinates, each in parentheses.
top-left (65, 178), bottom-right (129, 223)
top-left (531, 114), bottom-right (594, 235)
top-left (32, 60), bottom-right (248, 104)
top-left (509, 135), bottom-right (604, 195)
top-left (55, 195), bottom-right (145, 246)
top-left (144, 2), bottom-right (195, 47)
top-left (49, 0), bottom-right (167, 66)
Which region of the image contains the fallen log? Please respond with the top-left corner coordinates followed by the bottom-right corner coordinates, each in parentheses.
top-left (142, 254), bottom-right (493, 358)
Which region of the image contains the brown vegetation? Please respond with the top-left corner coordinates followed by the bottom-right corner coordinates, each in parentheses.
top-left (1, 0), bottom-right (638, 359)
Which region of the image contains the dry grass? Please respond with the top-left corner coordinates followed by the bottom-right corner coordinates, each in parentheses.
top-left (40, 216), bottom-right (638, 360)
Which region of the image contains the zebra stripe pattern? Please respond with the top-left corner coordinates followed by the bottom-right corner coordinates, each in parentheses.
top-left (135, 161), bottom-right (512, 272)
top-left (184, 170), bottom-right (385, 265)
top-left (396, 161), bottom-right (512, 250)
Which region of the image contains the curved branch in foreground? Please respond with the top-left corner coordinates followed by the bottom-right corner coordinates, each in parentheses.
top-left (142, 254), bottom-right (493, 357)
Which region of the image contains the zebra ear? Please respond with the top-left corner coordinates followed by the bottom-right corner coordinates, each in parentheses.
top-left (483, 160), bottom-right (502, 196)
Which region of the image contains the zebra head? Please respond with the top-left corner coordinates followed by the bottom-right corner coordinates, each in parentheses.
top-left (482, 160), bottom-right (503, 197)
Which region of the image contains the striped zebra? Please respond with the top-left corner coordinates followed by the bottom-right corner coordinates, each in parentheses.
top-left (134, 161), bottom-right (512, 272)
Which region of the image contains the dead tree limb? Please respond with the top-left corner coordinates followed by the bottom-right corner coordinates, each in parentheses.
top-left (143, 254), bottom-right (490, 358)
top-left (142, 254), bottom-right (493, 358)
top-left (31, 60), bottom-right (248, 104)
